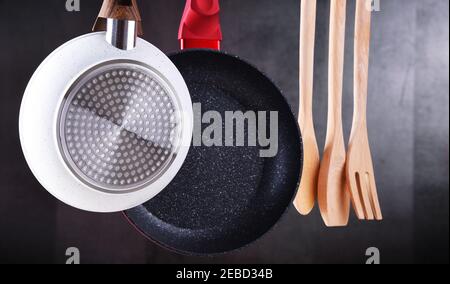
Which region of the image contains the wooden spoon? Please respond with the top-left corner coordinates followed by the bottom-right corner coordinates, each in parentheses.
top-left (293, 0), bottom-right (320, 216)
top-left (317, 0), bottom-right (350, 227)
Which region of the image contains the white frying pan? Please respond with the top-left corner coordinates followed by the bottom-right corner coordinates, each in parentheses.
top-left (19, 0), bottom-right (193, 213)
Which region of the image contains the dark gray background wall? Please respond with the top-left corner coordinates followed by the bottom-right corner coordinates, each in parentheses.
top-left (0, 0), bottom-right (448, 264)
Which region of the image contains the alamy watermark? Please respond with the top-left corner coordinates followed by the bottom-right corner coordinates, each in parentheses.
top-left (366, 0), bottom-right (381, 12)
top-left (65, 247), bottom-right (80, 264)
top-left (191, 104), bottom-right (279, 158)
top-left (66, 0), bottom-right (81, 12)
top-left (366, 247), bottom-right (380, 264)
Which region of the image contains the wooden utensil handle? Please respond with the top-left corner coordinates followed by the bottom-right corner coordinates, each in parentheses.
top-left (299, 0), bottom-right (317, 126)
top-left (327, 0), bottom-right (346, 136)
top-left (318, 0), bottom-right (350, 227)
top-left (354, 0), bottom-right (372, 127)
top-left (294, 0), bottom-right (319, 216)
top-left (93, 0), bottom-right (143, 35)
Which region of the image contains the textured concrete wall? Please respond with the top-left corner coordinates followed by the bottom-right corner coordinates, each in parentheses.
top-left (0, 0), bottom-right (448, 263)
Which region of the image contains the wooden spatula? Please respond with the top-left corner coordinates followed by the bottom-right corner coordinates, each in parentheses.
top-left (294, 0), bottom-right (320, 216)
top-left (318, 0), bottom-right (351, 227)
top-left (346, 0), bottom-right (382, 221)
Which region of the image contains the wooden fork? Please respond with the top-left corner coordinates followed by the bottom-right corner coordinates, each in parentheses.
top-left (346, 0), bottom-right (382, 221)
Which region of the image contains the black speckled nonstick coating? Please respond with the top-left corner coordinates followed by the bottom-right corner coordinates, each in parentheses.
top-left (125, 50), bottom-right (303, 255)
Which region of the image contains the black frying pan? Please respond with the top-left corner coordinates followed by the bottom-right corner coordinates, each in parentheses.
top-left (124, 0), bottom-right (302, 255)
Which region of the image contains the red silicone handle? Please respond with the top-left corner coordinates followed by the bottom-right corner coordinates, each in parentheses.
top-left (178, 0), bottom-right (222, 50)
